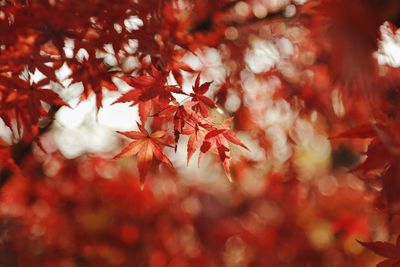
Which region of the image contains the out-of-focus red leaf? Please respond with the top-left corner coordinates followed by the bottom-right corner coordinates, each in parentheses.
top-left (358, 238), bottom-right (400, 267)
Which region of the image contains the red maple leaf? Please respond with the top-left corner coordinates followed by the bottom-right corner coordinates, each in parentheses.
top-left (69, 56), bottom-right (118, 109)
top-left (358, 236), bottom-right (400, 267)
top-left (182, 120), bottom-right (207, 165)
top-left (0, 74), bottom-right (68, 136)
top-left (156, 101), bottom-right (200, 146)
top-left (169, 50), bottom-right (195, 86)
top-left (333, 121), bottom-right (400, 213)
top-left (190, 74), bottom-right (215, 117)
top-left (114, 123), bottom-right (174, 187)
top-left (113, 66), bottom-right (184, 122)
top-left (199, 118), bottom-right (248, 181)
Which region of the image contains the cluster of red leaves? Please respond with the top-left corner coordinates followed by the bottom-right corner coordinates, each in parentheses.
top-left (296, 2), bottom-right (400, 263)
top-left (113, 72), bottom-right (248, 184)
top-left (334, 117), bottom-right (400, 265)
top-left (335, 119), bottom-right (400, 206)
top-left (0, 0), bottom-right (248, 180)
top-left (0, 73), bottom-right (68, 139)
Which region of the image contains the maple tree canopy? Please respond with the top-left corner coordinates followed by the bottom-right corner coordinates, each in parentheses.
top-left (1, 0), bottom-right (400, 266)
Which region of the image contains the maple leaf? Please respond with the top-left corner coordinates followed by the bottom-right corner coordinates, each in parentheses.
top-left (198, 119), bottom-right (248, 181)
top-left (331, 123), bottom-right (400, 173)
top-left (190, 74), bottom-right (215, 117)
top-left (115, 66), bottom-right (179, 103)
top-left (169, 50), bottom-right (195, 86)
top-left (358, 236), bottom-right (400, 267)
top-left (156, 101), bottom-right (200, 146)
top-left (333, 121), bottom-right (400, 214)
top-left (181, 121), bottom-right (207, 165)
top-left (0, 74), bottom-right (68, 136)
top-left (114, 123), bottom-right (174, 187)
top-left (0, 47), bottom-right (62, 81)
top-left (113, 66), bottom-right (184, 122)
top-left (68, 56), bottom-right (118, 109)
